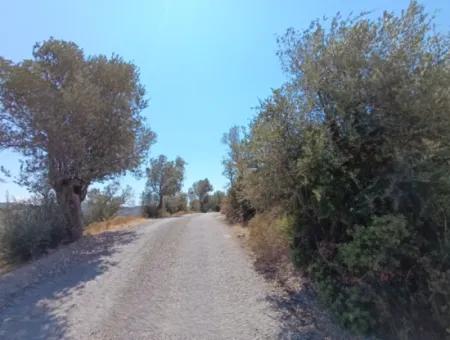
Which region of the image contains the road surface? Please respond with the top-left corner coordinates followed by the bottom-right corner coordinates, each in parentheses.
top-left (0, 213), bottom-right (339, 339)
top-left (0, 213), bottom-right (280, 339)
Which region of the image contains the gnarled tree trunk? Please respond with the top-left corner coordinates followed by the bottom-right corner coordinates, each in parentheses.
top-left (54, 178), bottom-right (88, 242)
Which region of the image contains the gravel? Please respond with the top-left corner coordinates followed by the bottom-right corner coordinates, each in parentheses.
top-left (0, 213), bottom-right (345, 339)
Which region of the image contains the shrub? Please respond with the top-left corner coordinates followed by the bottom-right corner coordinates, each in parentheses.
top-left (202, 190), bottom-right (225, 212)
top-left (141, 203), bottom-right (160, 218)
top-left (83, 183), bottom-right (132, 224)
top-left (165, 193), bottom-right (188, 214)
top-left (221, 184), bottom-right (254, 223)
top-left (142, 192), bottom-right (188, 217)
top-left (221, 2), bottom-right (450, 337)
top-left (189, 199), bottom-right (201, 212)
top-left (248, 210), bottom-right (293, 275)
top-left (0, 194), bottom-right (67, 263)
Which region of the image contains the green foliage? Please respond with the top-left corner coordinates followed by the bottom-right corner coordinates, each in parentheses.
top-left (338, 215), bottom-right (413, 275)
top-left (188, 183), bottom-right (224, 213)
top-left (164, 192), bottom-right (188, 214)
top-left (188, 178), bottom-right (213, 212)
top-left (202, 190), bottom-right (225, 212)
top-left (0, 194), bottom-right (67, 263)
top-left (221, 127), bottom-right (255, 222)
top-left (142, 155), bottom-right (186, 216)
top-left (0, 38), bottom-right (155, 240)
top-left (141, 193), bottom-right (160, 218)
top-left (222, 2), bottom-right (450, 338)
top-left (84, 183), bottom-right (132, 224)
top-left (221, 183), bottom-right (253, 222)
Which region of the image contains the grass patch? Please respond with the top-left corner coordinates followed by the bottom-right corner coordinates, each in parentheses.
top-left (84, 216), bottom-right (147, 236)
top-left (247, 210), bottom-right (293, 280)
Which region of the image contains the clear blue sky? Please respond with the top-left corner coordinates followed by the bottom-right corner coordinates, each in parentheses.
top-left (0, 0), bottom-right (448, 203)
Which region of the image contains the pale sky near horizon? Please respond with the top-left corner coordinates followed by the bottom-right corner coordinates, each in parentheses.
top-left (0, 0), bottom-right (449, 204)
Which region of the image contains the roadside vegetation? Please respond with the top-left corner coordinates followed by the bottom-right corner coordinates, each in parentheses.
top-left (221, 2), bottom-right (450, 338)
top-left (0, 194), bottom-right (66, 263)
top-left (84, 216), bottom-right (146, 236)
top-left (141, 154), bottom-right (186, 217)
top-left (0, 181), bottom-right (137, 264)
top-left (0, 39), bottom-right (154, 265)
top-left (188, 178), bottom-right (224, 212)
top-left (83, 182), bottom-right (133, 225)
top-left (0, 38), bottom-right (155, 242)
top-left (141, 158), bottom-right (225, 217)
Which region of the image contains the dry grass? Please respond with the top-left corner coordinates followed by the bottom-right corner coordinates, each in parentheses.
top-left (0, 259), bottom-right (13, 275)
top-left (84, 216), bottom-right (147, 236)
top-left (227, 209), bottom-right (301, 287)
top-left (171, 210), bottom-right (191, 217)
top-left (248, 212), bottom-right (291, 277)
top-left (0, 216), bottom-right (146, 275)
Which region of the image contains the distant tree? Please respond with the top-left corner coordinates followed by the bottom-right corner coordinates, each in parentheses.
top-left (189, 179), bottom-right (213, 212)
top-left (221, 126), bottom-right (247, 185)
top-left (206, 190), bottom-right (225, 212)
top-left (143, 155), bottom-right (185, 211)
top-left (0, 39), bottom-right (155, 240)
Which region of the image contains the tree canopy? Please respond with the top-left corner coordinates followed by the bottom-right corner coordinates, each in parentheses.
top-left (0, 38), bottom-right (155, 239)
top-left (143, 155), bottom-right (186, 210)
top-left (189, 178), bottom-right (213, 212)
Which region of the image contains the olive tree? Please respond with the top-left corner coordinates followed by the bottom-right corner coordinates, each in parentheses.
top-left (143, 155), bottom-right (186, 211)
top-left (189, 179), bottom-right (213, 212)
top-left (0, 39), bottom-right (155, 240)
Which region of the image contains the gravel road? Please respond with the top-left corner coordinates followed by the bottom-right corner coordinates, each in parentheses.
top-left (0, 213), bottom-right (339, 339)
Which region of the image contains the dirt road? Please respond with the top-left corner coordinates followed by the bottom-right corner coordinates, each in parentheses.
top-left (0, 213), bottom-right (337, 339)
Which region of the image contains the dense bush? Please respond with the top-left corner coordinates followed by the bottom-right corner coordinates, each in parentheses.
top-left (141, 192), bottom-right (164, 218)
top-left (202, 190), bottom-right (225, 212)
top-left (188, 179), bottom-right (213, 212)
top-left (221, 182), bottom-right (254, 223)
top-left (248, 210), bottom-right (293, 276)
top-left (141, 202), bottom-right (161, 218)
top-left (222, 2), bottom-right (450, 338)
top-left (0, 194), bottom-right (67, 263)
top-left (165, 193), bottom-right (188, 214)
top-left (142, 192), bottom-right (187, 217)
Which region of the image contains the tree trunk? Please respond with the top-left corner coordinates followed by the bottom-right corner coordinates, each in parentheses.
top-left (54, 178), bottom-right (87, 242)
top-left (158, 194), bottom-right (164, 211)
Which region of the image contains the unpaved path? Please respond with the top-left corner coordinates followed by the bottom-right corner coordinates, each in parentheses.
top-left (0, 213), bottom-right (341, 339)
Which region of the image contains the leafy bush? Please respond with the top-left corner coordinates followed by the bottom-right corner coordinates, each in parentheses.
top-left (189, 199), bottom-right (201, 212)
top-left (83, 183), bottom-right (132, 224)
top-left (141, 203), bottom-right (160, 218)
top-left (337, 215), bottom-right (414, 276)
top-left (202, 190), bottom-right (225, 212)
top-left (221, 2), bottom-right (450, 338)
top-left (221, 185), bottom-right (254, 223)
top-left (0, 194), bottom-right (67, 263)
top-left (165, 193), bottom-right (188, 214)
top-left (188, 179), bottom-right (213, 212)
top-left (141, 192), bottom-right (187, 217)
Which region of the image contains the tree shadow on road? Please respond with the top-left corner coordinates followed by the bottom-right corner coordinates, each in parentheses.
top-left (265, 284), bottom-right (353, 340)
top-left (0, 229), bottom-right (138, 340)
top-left (250, 258), bottom-right (351, 340)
